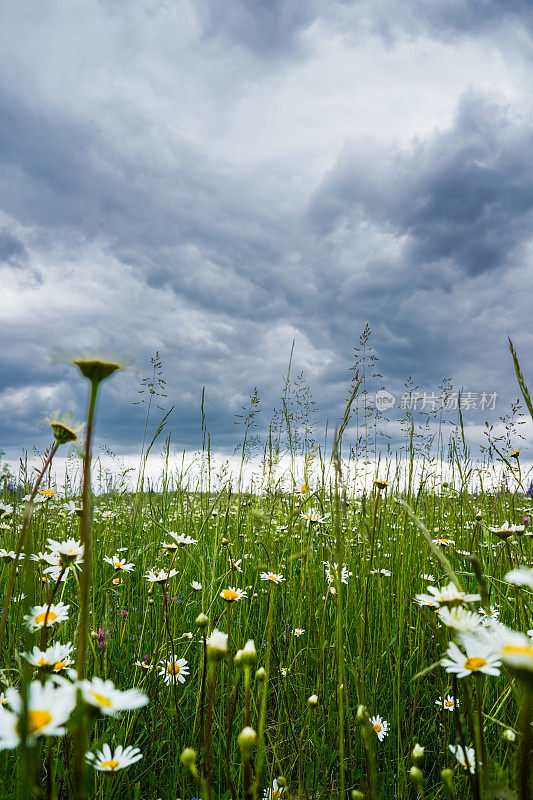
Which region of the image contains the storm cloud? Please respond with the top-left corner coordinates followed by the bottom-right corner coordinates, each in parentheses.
top-left (0, 0), bottom-right (532, 462)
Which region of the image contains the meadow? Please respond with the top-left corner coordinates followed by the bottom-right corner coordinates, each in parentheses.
top-left (0, 342), bottom-right (532, 800)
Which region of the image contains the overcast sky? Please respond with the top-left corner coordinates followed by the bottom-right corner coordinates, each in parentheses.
top-left (1, 0), bottom-right (533, 465)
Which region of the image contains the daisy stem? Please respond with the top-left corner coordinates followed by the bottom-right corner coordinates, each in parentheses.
top-left (39, 567), bottom-right (66, 649)
top-left (518, 687), bottom-right (533, 800)
top-left (0, 441), bottom-right (58, 654)
top-left (74, 377), bottom-right (99, 800)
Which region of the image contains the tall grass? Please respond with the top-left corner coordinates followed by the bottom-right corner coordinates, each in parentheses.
top-left (0, 341), bottom-right (531, 800)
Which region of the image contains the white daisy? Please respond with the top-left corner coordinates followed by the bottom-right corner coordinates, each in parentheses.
top-left (86, 743), bottom-right (142, 772)
top-left (441, 635), bottom-right (501, 678)
top-left (219, 587), bottom-right (247, 602)
top-left (415, 582), bottom-right (480, 609)
top-left (505, 567), bottom-right (533, 589)
top-left (22, 642), bottom-right (74, 672)
top-left (435, 695), bottom-right (459, 712)
top-left (438, 607), bottom-right (483, 632)
top-left (158, 656), bottom-right (190, 685)
top-left (369, 715), bottom-right (389, 742)
top-left (24, 603), bottom-right (70, 631)
top-left (104, 555), bottom-right (135, 572)
top-left (0, 680), bottom-right (76, 748)
top-left (144, 568), bottom-right (178, 583)
top-left (79, 677), bottom-right (148, 717)
top-left (260, 572), bottom-right (285, 584)
top-left (449, 744), bottom-right (476, 773)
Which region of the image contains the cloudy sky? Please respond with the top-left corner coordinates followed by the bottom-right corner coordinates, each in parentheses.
top-left (1, 0), bottom-right (533, 466)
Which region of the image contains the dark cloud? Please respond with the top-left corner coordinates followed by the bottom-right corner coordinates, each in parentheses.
top-left (0, 1), bottom-right (532, 464)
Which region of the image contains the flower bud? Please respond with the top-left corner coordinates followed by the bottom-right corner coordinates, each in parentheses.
top-left (307, 694), bottom-right (318, 708)
top-left (180, 748), bottom-right (197, 768)
top-left (195, 613), bottom-right (209, 629)
top-left (411, 744), bottom-right (425, 765)
top-left (255, 667), bottom-right (266, 682)
top-left (502, 728), bottom-right (516, 743)
top-left (237, 726), bottom-right (257, 754)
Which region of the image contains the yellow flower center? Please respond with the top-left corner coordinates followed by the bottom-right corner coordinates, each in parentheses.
top-left (167, 663), bottom-right (181, 674)
top-left (221, 589), bottom-right (239, 601)
top-left (100, 760), bottom-right (120, 770)
top-left (53, 661), bottom-right (66, 671)
top-left (27, 709), bottom-right (52, 735)
top-left (444, 700), bottom-right (454, 707)
top-left (90, 692), bottom-right (112, 707)
top-left (465, 657), bottom-right (487, 670)
top-left (502, 644), bottom-right (533, 659)
top-left (112, 577), bottom-right (121, 584)
top-left (373, 723), bottom-right (382, 732)
top-left (35, 611), bottom-right (57, 625)
top-left (40, 490), bottom-right (55, 497)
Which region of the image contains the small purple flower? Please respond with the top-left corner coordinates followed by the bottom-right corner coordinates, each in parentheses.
top-left (524, 517), bottom-right (530, 526)
top-left (97, 628), bottom-right (107, 647)
top-left (121, 609), bottom-right (129, 618)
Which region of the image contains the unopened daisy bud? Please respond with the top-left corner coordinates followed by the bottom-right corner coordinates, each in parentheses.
top-left (411, 744), bottom-right (425, 765)
top-left (356, 704), bottom-right (369, 723)
top-left (255, 667), bottom-right (266, 682)
top-left (440, 768), bottom-right (454, 796)
top-left (350, 792), bottom-right (364, 800)
top-left (240, 639), bottom-right (256, 667)
top-left (237, 726), bottom-right (257, 753)
top-left (307, 694), bottom-right (318, 708)
top-left (180, 748), bottom-right (197, 768)
top-left (195, 613), bottom-right (209, 629)
top-left (207, 628), bottom-right (227, 660)
top-left (502, 728), bottom-right (516, 743)
top-left (148, 597), bottom-right (154, 605)
top-left (409, 766), bottom-right (423, 785)
top-left (90, 630), bottom-right (98, 639)
top-left (276, 777), bottom-right (286, 789)
top-left (221, 537), bottom-right (228, 546)
top-left (409, 766), bottom-right (424, 797)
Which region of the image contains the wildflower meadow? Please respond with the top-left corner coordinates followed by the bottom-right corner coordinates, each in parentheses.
top-left (0, 340), bottom-right (532, 800)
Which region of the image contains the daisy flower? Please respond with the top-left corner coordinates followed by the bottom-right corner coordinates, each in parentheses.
top-left (24, 603), bottom-right (70, 631)
top-left (415, 582), bottom-right (480, 609)
top-left (191, 581), bottom-right (202, 591)
top-left (505, 567), bottom-right (533, 589)
top-left (301, 510), bottom-right (327, 525)
top-left (158, 656), bottom-right (190, 685)
top-left (145, 568), bottom-right (178, 583)
top-left (260, 572), bottom-right (285, 584)
top-left (438, 607), bottom-right (483, 632)
top-left (220, 587), bottom-right (247, 602)
top-left (323, 562), bottom-right (351, 584)
top-left (484, 626), bottom-right (533, 675)
top-left (435, 695), bottom-right (459, 712)
top-left (0, 680), bottom-right (76, 748)
top-left (488, 521), bottom-right (525, 539)
top-left (292, 628), bottom-right (305, 637)
top-left (104, 555), bottom-right (134, 572)
top-left (263, 778), bottom-right (286, 800)
top-left (170, 533), bottom-right (198, 546)
top-left (86, 743), bottom-right (142, 772)
top-left (44, 538), bottom-right (84, 572)
top-left (449, 744), bottom-right (476, 773)
top-left (0, 550), bottom-right (18, 563)
top-left (369, 715), bottom-right (389, 742)
top-left (441, 635), bottom-right (501, 678)
top-left (22, 643), bottom-right (74, 672)
top-left (79, 677), bottom-right (148, 717)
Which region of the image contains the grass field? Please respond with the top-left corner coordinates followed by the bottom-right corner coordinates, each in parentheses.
top-left (0, 349), bottom-right (532, 800)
